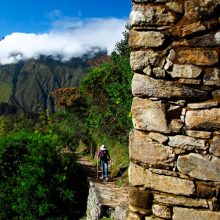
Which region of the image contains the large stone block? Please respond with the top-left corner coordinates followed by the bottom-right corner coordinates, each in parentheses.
top-left (177, 153), bottom-right (220, 181)
top-left (184, 0), bottom-right (220, 20)
top-left (177, 49), bottom-right (218, 66)
top-left (167, 64), bottom-right (202, 79)
top-left (129, 30), bottom-right (166, 49)
top-left (129, 187), bottom-right (153, 209)
top-left (130, 51), bottom-right (160, 71)
top-left (153, 193), bottom-right (208, 208)
top-left (168, 135), bottom-right (207, 151)
top-left (131, 98), bottom-right (171, 133)
top-left (129, 163), bottom-right (195, 196)
top-left (132, 74), bottom-right (209, 100)
top-left (185, 108), bottom-right (220, 130)
top-left (173, 207), bottom-right (220, 220)
top-left (130, 129), bottom-right (175, 167)
top-left (130, 5), bottom-right (176, 27)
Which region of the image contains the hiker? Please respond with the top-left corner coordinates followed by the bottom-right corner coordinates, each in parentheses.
top-left (98, 144), bottom-right (110, 180)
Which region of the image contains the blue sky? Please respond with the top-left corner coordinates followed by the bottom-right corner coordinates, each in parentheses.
top-left (0, 0), bottom-right (131, 64)
top-left (0, 0), bottom-right (131, 37)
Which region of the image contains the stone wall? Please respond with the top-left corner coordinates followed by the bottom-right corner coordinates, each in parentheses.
top-left (128, 0), bottom-right (220, 219)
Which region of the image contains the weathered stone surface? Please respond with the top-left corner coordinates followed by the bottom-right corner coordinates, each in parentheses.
top-left (166, 2), bottom-right (183, 13)
top-left (179, 79), bottom-right (201, 85)
top-left (177, 153), bottom-right (220, 181)
top-left (177, 49), bottom-right (218, 66)
top-left (130, 129), bottom-right (175, 167)
top-left (196, 182), bottom-right (216, 198)
top-left (129, 163), bottom-right (195, 196)
top-left (143, 65), bottom-right (153, 76)
top-left (188, 31), bottom-right (220, 47)
top-left (149, 168), bottom-right (178, 177)
top-left (170, 119), bottom-right (184, 133)
top-left (210, 135), bottom-right (220, 157)
top-left (167, 49), bottom-right (176, 61)
top-left (145, 217), bottom-right (165, 220)
top-left (187, 101), bottom-right (219, 109)
top-left (114, 205), bottom-right (128, 220)
top-left (152, 204), bottom-right (171, 219)
top-left (130, 51), bottom-right (160, 71)
top-left (208, 197), bottom-right (220, 211)
top-left (212, 90), bottom-right (220, 99)
top-left (186, 130), bottom-right (211, 139)
top-left (127, 211), bottom-right (142, 220)
top-left (129, 30), bottom-right (166, 49)
top-left (167, 64), bottom-right (202, 79)
top-left (130, 5), bottom-right (176, 27)
top-left (172, 21), bottom-right (206, 37)
top-left (173, 207), bottom-right (220, 220)
top-left (168, 135), bottom-right (207, 151)
top-left (129, 187), bottom-right (152, 209)
top-left (133, 0), bottom-right (167, 3)
top-left (184, 0), bottom-right (220, 20)
top-left (204, 69), bottom-right (220, 86)
top-left (148, 132), bottom-right (168, 144)
top-left (185, 108), bottom-right (220, 130)
top-left (131, 98), bottom-right (171, 133)
top-left (153, 67), bottom-right (166, 78)
top-left (132, 74), bottom-right (209, 100)
top-left (129, 205), bottom-right (152, 215)
top-left (154, 193), bottom-right (208, 208)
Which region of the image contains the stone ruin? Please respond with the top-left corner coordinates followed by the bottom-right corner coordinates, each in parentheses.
top-left (128, 0), bottom-right (220, 219)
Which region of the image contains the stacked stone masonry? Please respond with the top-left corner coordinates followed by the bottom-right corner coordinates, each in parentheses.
top-left (128, 0), bottom-right (220, 219)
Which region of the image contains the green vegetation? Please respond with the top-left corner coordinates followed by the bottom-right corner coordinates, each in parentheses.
top-left (0, 81), bottom-right (12, 102)
top-left (0, 27), bottom-right (132, 219)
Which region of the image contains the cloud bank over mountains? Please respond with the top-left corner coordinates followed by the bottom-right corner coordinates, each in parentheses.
top-left (0, 18), bottom-right (127, 65)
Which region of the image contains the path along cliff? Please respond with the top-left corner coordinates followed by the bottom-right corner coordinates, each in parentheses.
top-left (76, 153), bottom-right (129, 220)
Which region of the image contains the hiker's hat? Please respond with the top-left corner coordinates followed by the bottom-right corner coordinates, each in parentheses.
top-left (100, 144), bottom-right (107, 150)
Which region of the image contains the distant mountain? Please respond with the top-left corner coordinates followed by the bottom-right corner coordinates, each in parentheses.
top-left (0, 53), bottom-right (108, 114)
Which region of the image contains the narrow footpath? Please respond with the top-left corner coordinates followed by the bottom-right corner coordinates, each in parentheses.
top-left (76, 153), bottom-right (129, 220)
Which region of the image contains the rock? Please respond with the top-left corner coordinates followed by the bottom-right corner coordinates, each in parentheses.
top-left (129, 163), bottom-right (195, 196)
top-left (132, 74), bottom-right (209, 100)
top-left (129, 30), bottom-right (166, 49)
top-left (143, 65), bottom-right (153, 76)
top-left (152, 204), bottom-right (171, 219)
top-left (153, 67), bottom-right (166, 78)
top-left (171, 21), bottom-right (206, 37)
top-left (127, 211), bottom-right (142, 220)
top-left (177, 48), bottom-right (218, 66)
top-left (133, 0), bottom-right (167, 2)
top-left (185, 108), bottom-right (220, 130)
top-left (149, 168), bottom-right (178, 177)
top-left (210, 135), bottom-right (220, 157)
top-left (145, 217), bottom-right (165, 220)
top-left (170, 119), bottom-right (184, 133)
top-left (187, 101), bottom-right (219, 109)
top-left (167, 64), bottom-right (202, 79)
top-left (208, 197), bottom-right (220, 211)
top-left (179, 79), bottom-right (201, 85)
top-left (212, 90), bottom-right (220, 99)
top-left (154, 193), bottom-right (208, 208)
top-left (173, 207), bottom-right (220, 220)
top-left (184, 0), bottom-right (220, 20)
top-left (204, 68), bottom-right (220, 86)
top-left (129, 187), bottom-right (153, 209)
top-left (163, 58), bottom-right (173, 70)
top-left (177, 153), bottom-right (220, 181)
top-left (187, 31), bottom-right (220, 47)
top-left (130, 5), bottom-right (176, 27)
top-left (129, 129), bottom-right (175, 167)
top-left (130, 51), bottom-right (160, 71)
top-left (186, 130), bottom-right (211, 139)
top-left (166, 2), bottom-right (183, 13)
top-left (196, 182), bottom-right (216, 198)
top-left (131, 98), bottom-right (171, 133)
top-left (167, 49), bottom-right (176, 61)
top-left (168, 135), bottom-right (207, 151)
top-left (129, 205), bottom-right (152, 215)
top-left (114, 205), bottom-right (128, 220)
top-left (148, 132), bottom-right (168, 144)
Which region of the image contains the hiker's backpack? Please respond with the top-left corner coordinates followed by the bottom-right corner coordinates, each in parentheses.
top-left (100, 150), bottom-right (108, 161)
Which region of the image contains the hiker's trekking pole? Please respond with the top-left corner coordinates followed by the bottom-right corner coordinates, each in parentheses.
top-left (96, 155), bottom-right (99, 180)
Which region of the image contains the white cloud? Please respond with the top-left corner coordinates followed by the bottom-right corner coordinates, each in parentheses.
top-left (0, 18), bottom-right (127, 65)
